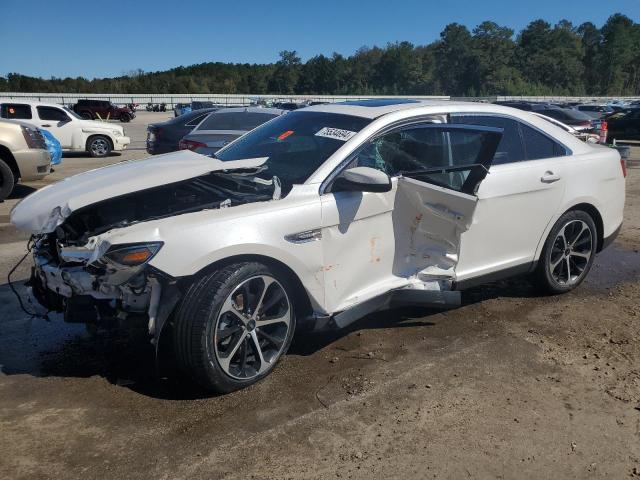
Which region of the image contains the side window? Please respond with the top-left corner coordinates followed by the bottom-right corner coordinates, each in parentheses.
top-left (1, 103), bottom-right (33, 119)
top-left (349, 124), bottom-right (499, 193)
top-left (451, 115), bottom-right (525, 164)
top-left (37, 106), bottom-right (70, 122)
top-left (520, 123), bottom-right (566, 160)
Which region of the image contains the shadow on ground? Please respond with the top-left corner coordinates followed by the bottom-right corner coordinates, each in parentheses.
top-left (0, 245), bottom-right (636, 400)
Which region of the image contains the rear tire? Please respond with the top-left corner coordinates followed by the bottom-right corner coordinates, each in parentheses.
top-left (87, 135), bottom-right (112, 158)
top-left (0, 159), bottom-right (15, 201)
top-left (120, 113), bottom-right (131, 123)
top-left (536, 210), bottom-right (597, 294)
top-left (80, 111), bottom-right (92, 120)
top-left (173, 262), bottom-right (297, 393)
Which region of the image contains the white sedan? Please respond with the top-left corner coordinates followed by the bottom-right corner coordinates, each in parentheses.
top-left (0, 99), bottom-right (130, 157)
top-left (11, 99), bottom-right (625, 393)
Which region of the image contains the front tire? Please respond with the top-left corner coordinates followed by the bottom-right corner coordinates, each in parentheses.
top-left (0, 159), bottom-right (16, 201)
top-left (173, 262), bottom-right (296, 393)
top-left (536, 210), bottom-right (597, 294)
top-left (87, 135), bottom-right (112, 158)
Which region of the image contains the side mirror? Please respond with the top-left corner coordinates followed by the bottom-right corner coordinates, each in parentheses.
top-left (332, 167), bottom-right (392, 193)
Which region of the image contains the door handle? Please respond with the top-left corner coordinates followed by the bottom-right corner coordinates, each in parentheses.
top-left (41, 124), bottom-right (51, 127)
top-left (541, 171), bottom-right (561, 183)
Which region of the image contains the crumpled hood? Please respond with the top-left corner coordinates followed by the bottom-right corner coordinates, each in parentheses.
top-left (10, 150), bottom-right (268, 234)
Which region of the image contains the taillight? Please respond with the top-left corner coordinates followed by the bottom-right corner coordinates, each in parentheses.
top-left (621, 158), bottom-right (627, 178)
top-left (600, 121), bottom-right (608, 131)
top-left (179, 139), bottom-right (207, 151)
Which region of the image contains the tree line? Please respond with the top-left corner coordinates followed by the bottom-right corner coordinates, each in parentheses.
top-left (2, 14), bottom-right (639, 97)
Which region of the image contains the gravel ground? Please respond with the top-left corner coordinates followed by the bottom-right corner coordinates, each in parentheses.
top-left (0, 112), bottom-right (638, 479)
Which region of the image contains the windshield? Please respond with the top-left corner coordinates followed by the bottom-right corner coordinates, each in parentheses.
top-left (215, 111), bottom-right (371, 191)
top-left (63, 107), bottom-right (83, 119)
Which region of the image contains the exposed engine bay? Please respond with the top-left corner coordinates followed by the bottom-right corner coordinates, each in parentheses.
top-left (24, 169), bottom-right (281, 343)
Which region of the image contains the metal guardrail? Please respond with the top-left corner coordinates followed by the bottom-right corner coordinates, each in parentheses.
top-left (0, 93), bottom-right (451, 108)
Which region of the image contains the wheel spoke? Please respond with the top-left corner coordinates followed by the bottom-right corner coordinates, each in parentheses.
top-left (218, 330), bottom-right (248, 371)
top-left (570, 250), bottom-right (591, 260)
top-left (565, 257), bottom-right (572, 281)
top-left (256, 328), bottom-right (284, 349)
top-left (217, 324), bottom-right (242, 340)
top-left (249, 330), bottom-right (270, 374)
top-left (260, 287), bottom-right (285, 314)
top-left (550, 255), bottom-right (564, 272)
top-left (253, 276), bottom-right (275, 318)
top-left (221, 295), bottom-right (247, 324)
top-left (256, 311), bottom-right (290, 328)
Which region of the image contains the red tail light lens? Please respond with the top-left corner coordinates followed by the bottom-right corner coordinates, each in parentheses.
top-left (179, 139), bottom-right (207, 151)
top-left (621, 158), bottom-right (627, 178)
top-left (601, 121), bottom-right (608, 131)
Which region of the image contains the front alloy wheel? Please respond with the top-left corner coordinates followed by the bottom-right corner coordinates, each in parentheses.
top-left (173, 262), bottom-right (297, 393)
top-left (214, 275), bottom-right (291, 380)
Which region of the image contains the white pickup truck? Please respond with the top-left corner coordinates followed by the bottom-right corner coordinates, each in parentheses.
top-left (0, 99), bottom-right (130, 157)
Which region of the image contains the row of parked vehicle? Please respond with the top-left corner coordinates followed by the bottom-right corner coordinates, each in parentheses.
top-left (494, 100), bottom-right (640, 141)
top-left (0, 99), bottom-right (132, 200)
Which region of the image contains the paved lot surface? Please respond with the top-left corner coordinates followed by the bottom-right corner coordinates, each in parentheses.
top-left (0, 113), bottom-right (639, 479)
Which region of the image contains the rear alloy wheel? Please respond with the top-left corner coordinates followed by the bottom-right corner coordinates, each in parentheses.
top-left (536, 210), bottom-right (597, 294)
top-left (87, 136), bottom-right (112, 158)
top-left (173, 262), bottom-right (296, 393)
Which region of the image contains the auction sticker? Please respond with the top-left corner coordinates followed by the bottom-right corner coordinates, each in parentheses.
top-left (315, 127), bottom-right (357, 141)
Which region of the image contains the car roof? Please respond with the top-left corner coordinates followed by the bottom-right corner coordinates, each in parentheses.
top-left (304, 99), bottom-right (496, 119)
top-left (213, 107), bottom-right (285, 115)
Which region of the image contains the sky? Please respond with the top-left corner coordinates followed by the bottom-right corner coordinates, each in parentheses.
top-left (0, 0), bottom-right (638, 79)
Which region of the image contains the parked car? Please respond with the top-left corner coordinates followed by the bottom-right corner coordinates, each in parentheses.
top-left (0, 100), bottom-right (130, 157)
top-left (607, 108), bottom-right (640, 141)
top-left (146, 108), bottom-right (220, 154)
top-left (575, 104), bottom-right (615, 119)
top-left (531, 112), bottom-right (600, 143)
top-left (0, 118), bottom-right (51, 200)
top-left (174, 101), bottom-right (220, 117)
top-left (11, 100), bottom-right (625, 393)
top-left (535, 107), bottom-right (593, 131)
top-left (72, 99), bottom-right (135, 122)
top-left (174, 103), bottom-right (192, 117)
top-left (179, 107), bottom-right (284, 155)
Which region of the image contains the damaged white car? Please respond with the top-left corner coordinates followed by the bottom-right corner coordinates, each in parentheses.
top-left (10, 99), bottom-right (625, 393)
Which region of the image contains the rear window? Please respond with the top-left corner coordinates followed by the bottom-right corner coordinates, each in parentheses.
top-left (197, 112), bottom-right (277, 131)
top-left (1, 103), bottom-right (32, 119)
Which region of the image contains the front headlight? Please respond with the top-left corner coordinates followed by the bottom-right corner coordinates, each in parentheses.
top-left (112, 130), bottom-right (123, 137)
top-left (101, 242), bottom-right (163, 267)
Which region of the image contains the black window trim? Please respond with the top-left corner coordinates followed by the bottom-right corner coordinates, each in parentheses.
top-left (450, 112), bottom-right (573, 160)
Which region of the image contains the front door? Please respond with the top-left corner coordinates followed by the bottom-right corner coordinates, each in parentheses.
top-left (320, 123), bottom-right (501, 314)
